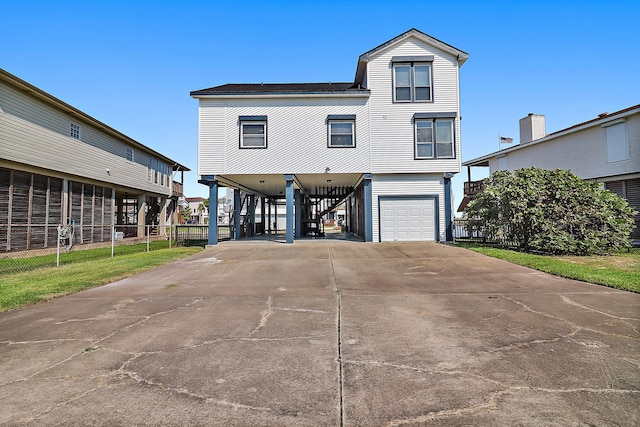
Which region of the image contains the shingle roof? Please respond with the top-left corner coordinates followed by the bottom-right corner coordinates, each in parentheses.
top-left (191, 82), bottom-right (368, 96)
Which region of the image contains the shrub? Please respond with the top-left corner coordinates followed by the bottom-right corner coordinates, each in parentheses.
top-left (465, 167), bottom-right (636, 255)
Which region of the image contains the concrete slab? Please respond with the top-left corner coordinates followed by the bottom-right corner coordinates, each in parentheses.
top-left (0, 241), bottom-right (638, 426)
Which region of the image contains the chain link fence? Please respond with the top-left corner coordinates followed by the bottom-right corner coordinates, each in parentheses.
top-left (1, 223), bottom-right (236, 277)
top-left (0, 224), bottom-right (177, 277)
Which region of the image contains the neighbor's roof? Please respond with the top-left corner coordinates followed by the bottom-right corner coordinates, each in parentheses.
top-left (463, 104), bottom-right (640, 167)
top-left (0, 68), bottom-right (190, 172)
top-left (354, 28), bottom-right (469, 84)
top-left (190, 82), bottom-right (369, 97)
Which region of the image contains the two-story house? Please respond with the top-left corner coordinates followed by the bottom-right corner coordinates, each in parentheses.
top-left (192, 29), bottom-right (468, 243)
top-left (0, 68), bottom-right (189, 252)
top-left (461, 105), bottom-right (640, 241)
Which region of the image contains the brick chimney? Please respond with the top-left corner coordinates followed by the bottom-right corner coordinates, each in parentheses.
top-left (519, 113), bottom-right (546, 144)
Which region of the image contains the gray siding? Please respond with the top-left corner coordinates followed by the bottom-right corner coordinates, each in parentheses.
top-left (0, 80), bottom-right (171, 195)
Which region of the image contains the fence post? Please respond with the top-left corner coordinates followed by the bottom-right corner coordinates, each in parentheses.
top-left (168, 219), bottom-right (172, 248)
top-left (56, 225), bottom-right (61, 267)
top-left (147, 225), bottom-right (150, 252)
top-left (111, 225), bottom-right (115, 258)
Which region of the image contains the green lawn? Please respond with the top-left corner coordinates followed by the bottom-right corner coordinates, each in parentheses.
top-left (457, 243), bottom-right (640, 293)
top-left (0, 246), bottom-right (203, 312)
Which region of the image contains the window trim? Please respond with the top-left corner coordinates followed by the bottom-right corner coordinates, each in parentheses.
top-left (392, 57), bottom-right (434, 103)
top-left (413, 114), bottom-right (456, 160)
top-left (126, 147), bottom-right (134, 163)
top-left (327, 114), bottom-right (356, 148)
top-left (239, 116), bottom-right (268, 149)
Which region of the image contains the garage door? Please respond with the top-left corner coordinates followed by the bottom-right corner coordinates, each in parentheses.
top-left (380, 197), bottom-right (436, 242)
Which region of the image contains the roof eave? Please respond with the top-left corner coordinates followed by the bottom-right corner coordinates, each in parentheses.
top-left (190, 91), bottom-right (370, 99)
top-left (0, 68), bottom-right (189, 172)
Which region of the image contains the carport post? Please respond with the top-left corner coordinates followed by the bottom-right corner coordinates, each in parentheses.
top-left (363, 173), bottom-right (373, 242)
top-left (285, 174), bottom-right (294, 244)
top-left (260, 197), bottom-right (266, 235)
top-left (198, 175), bottom-right (218, 245)
top-left (444, 172), bottom-right (455, 242)
top-left (234, 189), bottom-right (241, 240)
top-left (208, 180), bottom-right (218, 245)
top-left (248, 195), bottom-right (256, 237)
top-left (294, 188), bottom-right (301, 238)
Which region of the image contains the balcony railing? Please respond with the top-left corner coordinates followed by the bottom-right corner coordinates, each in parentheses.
top-left (463, 180), bottom-right (485, 196)
top-left (172, 181), bottom-right (184, 198)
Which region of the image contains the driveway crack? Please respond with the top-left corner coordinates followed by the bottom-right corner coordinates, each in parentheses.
top-left (328, 243), bottom-right (345, 427)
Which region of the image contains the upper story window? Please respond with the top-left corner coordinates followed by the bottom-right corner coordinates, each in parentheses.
top-left (392, 56), bottom-right (433, 103)
top-left (327, 115), bottom-right (356, 148)
top-left (414, 113), bottom-right (456, 160)
top-left (239, 116), bottom-right (267, 149)
top-left (70, 123), bottom-right (81, 139)
top-left (126, 147), bottom-right (134, 162)
top-left (603, 121), bottom-right (628, 163)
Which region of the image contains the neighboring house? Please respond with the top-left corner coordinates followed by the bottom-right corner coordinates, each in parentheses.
top-left (184, 196), bottom-right (211, 224)
top-left (461, 105), bottom-right (640, 241)
top-left (192, 29), bottom-right (468, 243)
top-left (0, 68), bottom-right (189, 251)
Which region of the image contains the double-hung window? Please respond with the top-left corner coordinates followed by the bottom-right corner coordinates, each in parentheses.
top-left (327, 115), bottom-right (356, 148)
top-left (239, 116), bottom-right (267, 149)
top-left (392, 56), bottom-right (433, 102)
top-left (414, 113), bottom-right (456, 159)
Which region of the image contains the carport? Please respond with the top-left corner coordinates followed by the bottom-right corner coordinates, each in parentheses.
top-left (199, 172), bottom-right (373, 244)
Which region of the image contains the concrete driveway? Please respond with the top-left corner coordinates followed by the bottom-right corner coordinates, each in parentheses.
top-left (0, 241), bottom-right (638, 426)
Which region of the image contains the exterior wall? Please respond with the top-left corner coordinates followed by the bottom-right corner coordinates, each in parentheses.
top-left (371, 174), bottom-right (445, 242)
top-left (366, 37), bottom-right (462, 174)
top-left (198, 97), bottom-right (370, 175)
top-left (0, 81), bottom-right (172, 196)
top-left (489, 113), bottom-right (640, 180)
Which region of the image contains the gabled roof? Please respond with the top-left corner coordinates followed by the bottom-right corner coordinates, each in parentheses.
top-left (190, 82), bottom-right (369, 97)
top-left (463, 104), bottom-right (640, 167)
top-left (0, 68), bottom-right (190, 172)
top-left (354, 28), bottom-right (469, 85)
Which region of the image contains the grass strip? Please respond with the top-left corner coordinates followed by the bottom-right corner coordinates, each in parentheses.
top-left (456, 243), bottom-right (639, 293)
top-left (0, 247), bottom-right (203, 312)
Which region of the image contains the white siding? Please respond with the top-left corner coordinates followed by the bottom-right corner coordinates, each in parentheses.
top-left (198, 97), bottom-right (370, 175)
top-left (489, 113), bottom-right (640, 180)
top-left (0, 80), bottom-right (171, 195)
top-left (372, 174), bottom-right (444, 242)
top-left (366, 37), bottom-right (462, 174)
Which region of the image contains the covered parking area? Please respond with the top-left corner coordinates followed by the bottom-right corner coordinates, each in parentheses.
top-left (200, 172), bottom-right (373, 244)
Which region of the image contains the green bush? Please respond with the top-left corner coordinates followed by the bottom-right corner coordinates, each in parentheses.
top-left (465, 167), bottom-right (636, 255)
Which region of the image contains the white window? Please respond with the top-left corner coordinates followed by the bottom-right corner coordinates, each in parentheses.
top-left (70, 123), bottom-right (80, 139)
top-left (239, 116), bottom-right (267, 148)
top-left (604, 122), bottom-right (628, 163)
top-left (393, 60), bottom-right (432, 102)
top-left (159, 161), bottom-right (165, 185)
top-left (415, 118), bottom-right (454, 159)
top-left (327, 115), bottom-right (356, 148)
top-left (147, 158), bottom-right (153, 181)
top-left (126, 147), bottom-right (134, 162)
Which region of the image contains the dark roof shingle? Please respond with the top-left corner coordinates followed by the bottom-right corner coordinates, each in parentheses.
top-left (191, 82), bottom-right (367, 96)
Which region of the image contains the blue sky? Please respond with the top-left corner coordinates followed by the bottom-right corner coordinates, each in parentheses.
top-left (2, 0), bottom-right (639, 211)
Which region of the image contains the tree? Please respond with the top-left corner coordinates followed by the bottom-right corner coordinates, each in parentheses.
top-left (465, 167), bottom-right (636, 255)
top-left (181, 206), bottom-right (192, 223)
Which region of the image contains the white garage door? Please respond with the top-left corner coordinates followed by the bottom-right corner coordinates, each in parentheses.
top-left (380, 197), bottom-right (436, 242)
